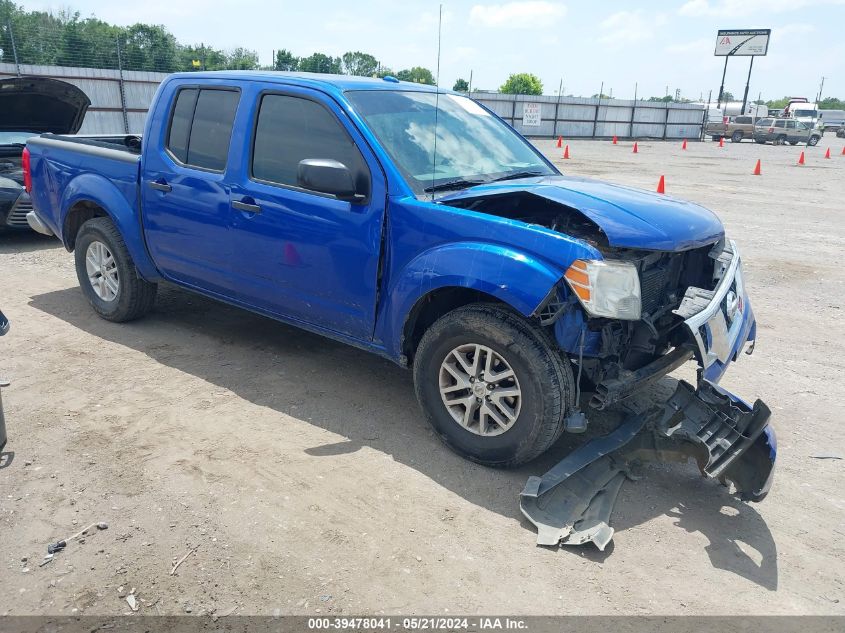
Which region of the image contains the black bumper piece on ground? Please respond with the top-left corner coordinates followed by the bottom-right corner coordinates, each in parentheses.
top-left (520, 380), bottom-right (775, 550)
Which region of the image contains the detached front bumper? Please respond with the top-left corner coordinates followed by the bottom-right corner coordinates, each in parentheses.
top-left (521, 380), bottom-right (777, 550)
top-left (522, 242), bottom-right (775, 551)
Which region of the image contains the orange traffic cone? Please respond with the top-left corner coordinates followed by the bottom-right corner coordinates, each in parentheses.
top-left (656, 175), bottom-right (665, 194)
top-left (556, 136), bottom-right (562, 148)
top-left (842, 146), bottom-right (845, 155)
top-left (612, 135), bottom-right (618, 145)
top-left (798, 151), bottom-right (805, 165)
top-left (632, 142), bottom-right (638, 154)
top-left (563, 144), bottom-right (570, 159)
top-left (719, 136), bottom-right (725, 148)
top-left (825, 147), bottom-right (831, 159)
top-left (753, 159), bottom-right (761, 175)
top-left (682, 139), bottom-right (687, 150)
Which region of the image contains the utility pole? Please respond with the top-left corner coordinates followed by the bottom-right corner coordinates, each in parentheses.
top-left (6, 19), bottom-right (21, 77)
top-left (816, 76), bottom-right (825, 104)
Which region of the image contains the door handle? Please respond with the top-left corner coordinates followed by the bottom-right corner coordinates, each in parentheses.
top-left (149, 181), bottom-right (172, 193)
top-left (232, 200), bottom-right (261, 214)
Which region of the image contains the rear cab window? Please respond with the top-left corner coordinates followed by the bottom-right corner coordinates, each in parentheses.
top-left (165, 86), bottom-right (240, 171)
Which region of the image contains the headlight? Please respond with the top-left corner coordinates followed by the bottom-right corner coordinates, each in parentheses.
top-left (564, 259), bottom-right (641, 320)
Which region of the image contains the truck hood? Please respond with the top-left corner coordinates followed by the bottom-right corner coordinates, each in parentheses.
top-left (0, 77), bottom-right (90, 134)
top-left (440, 175), bottom-right (725, 252)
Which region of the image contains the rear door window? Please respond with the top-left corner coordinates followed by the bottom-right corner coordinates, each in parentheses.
top-left (774, 120), bottom-right (786, 128)
top-left (165, 87), bottom-right (240, 171)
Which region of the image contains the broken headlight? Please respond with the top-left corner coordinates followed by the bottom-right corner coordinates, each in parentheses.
top-left (564, 259), bottom-right (642, 320)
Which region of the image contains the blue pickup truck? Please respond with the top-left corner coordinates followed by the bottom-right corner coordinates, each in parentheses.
top-left (24, 72), bottom-right (775, 548)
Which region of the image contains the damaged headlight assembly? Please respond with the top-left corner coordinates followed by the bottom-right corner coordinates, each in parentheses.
top-left (564, 259), bottom-right (642, 320)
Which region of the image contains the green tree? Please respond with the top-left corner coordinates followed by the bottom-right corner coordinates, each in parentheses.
top-left (298, 52), bottom-right (341, 74)
top-left (592, 93), bottom-right (611, 99)
top-left (178, 44), bottom-right (227, 71)
top-left (452, 78), bottom-right (469, 92)
top-left (721, 90), bottom-right (735, 101)
top-left (820, 97), bottom-right (845, 109)
top-left (274, 48), bottom-right (298, 71)
top-left (224, 47), bottom-right (258, 70)
top-left (121, 23), bottom-right (179, 72)
top-left (647, 95), bottom-right (673, 102)
top-left (500, 73), bottom-right (542, 95)
top-left (341, 51), bottom-right (378, 76)
top-left (396, 66), bottom-right (435, 85)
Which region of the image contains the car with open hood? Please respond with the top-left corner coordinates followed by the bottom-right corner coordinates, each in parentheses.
top-left (0, 76), bottom-right (90, 231)
top-left (23, 72), bottom-right (775, 550)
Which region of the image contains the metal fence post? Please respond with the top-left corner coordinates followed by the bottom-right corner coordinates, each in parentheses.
top-left (663, 102), bottom-right (669, 140)
top-left (116, 37), bottom-right (130, 134)
top-left (6, 18), bottom-right (21, 77)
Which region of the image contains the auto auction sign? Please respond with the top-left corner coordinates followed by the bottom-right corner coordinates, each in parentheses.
top-left (714, 29), bottom-right (771, 56)
top-left (522, 103), bottom-right (541, 127)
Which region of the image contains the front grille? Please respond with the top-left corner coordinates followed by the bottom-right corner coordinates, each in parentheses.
top-left (6, 195), bottom-right (33, 228)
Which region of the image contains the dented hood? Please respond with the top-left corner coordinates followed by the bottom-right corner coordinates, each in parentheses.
top-left (440, 175), bottom-right (724, 252)
top-left (0, 77), bottom-right (90, 135)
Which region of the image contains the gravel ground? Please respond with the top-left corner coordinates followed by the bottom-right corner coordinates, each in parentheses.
top-left (0, 134), bottom-right (843, 617)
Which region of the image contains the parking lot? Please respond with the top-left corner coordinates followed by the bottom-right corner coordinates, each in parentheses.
top-left (1, 134), bottom-right (844, 616)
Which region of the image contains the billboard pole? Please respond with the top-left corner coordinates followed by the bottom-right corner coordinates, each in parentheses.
top-left (716, 56), bottom-right (729, 109)
top-left (741, 56), bottom-right (754, 114)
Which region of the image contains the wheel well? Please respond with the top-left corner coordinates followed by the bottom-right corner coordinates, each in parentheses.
top-left (63, 201), bottom-right (107, 251)
top-left (401, 287), bottom-right (512, 363)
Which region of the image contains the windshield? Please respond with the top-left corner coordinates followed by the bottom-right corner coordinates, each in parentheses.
top-left (0, 131), bottom-right (39, 145)
top-left (792, 109), bottom-right (817, 118)
top-left (346, 90), bottom-right (555, 195)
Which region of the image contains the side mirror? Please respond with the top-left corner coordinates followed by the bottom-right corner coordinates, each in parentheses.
top-left (297, 159), bottom-right (364, 202)
top-left (0, 310), bottom-right (8, 336)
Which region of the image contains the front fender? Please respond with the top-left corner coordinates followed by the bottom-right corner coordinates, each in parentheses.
top-left (60, 173), bottom-right (159, 280)
top-left (377, 241), bottom-right (568, 359)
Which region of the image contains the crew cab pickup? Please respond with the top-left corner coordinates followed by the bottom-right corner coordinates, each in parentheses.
top-left (25, 72), bottom-right (775, 546)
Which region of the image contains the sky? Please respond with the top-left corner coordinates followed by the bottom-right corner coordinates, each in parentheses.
top-left (20, 0), bottom-right (845, 101)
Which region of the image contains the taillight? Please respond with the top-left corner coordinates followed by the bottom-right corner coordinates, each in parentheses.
top-left (768, 127), bottom-right (774, 133)
top-left (22, 146), bottom-right (32, 193)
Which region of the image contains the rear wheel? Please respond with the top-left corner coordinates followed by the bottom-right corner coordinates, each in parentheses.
top-left (789, 140), bottom-right (799, 145)
top-left (74, 217), bottom-right (157, 322)
top-left (413, 304), bottom-right (573, 467)
top-left (731, 131), bottom-right (743, 143)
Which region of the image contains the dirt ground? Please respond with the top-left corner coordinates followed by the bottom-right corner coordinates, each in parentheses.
top-left (1, 134), bottom-right (844, 617)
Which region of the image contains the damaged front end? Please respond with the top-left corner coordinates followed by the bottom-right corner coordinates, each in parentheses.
top-left (521, 240), bottom-right (775, 550)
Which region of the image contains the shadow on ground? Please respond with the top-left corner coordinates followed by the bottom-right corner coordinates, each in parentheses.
top-left (0, 232), bottom-right (60, 254)
top-left (29, 284), bottom-right (777, 589)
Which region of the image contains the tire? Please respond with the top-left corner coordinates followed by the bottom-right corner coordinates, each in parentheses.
top-left (789, 141), bottom-right (799, 146)
top-left (74, 217), bottom-right (157, 322)
top-left (413, 304), bottom-right (573, 467)
top-left (807, 135), bottom-right (819, 147)
top-left (754, 138), bottom-right (766, 144)
top-left (731, 131), bottom-right (743, 143)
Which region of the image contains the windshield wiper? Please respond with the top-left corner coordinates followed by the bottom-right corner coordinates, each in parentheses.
top-left (423, 178), bottom-right (486, 193)
top-left (488, 170), bottom-right (547, 183)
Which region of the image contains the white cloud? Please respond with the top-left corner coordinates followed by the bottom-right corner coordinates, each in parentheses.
top-left (469, 2), bottom-right (567, 29)
top-left (599, 10), bottom-right (669, 46)
top-left (665, 38), bottom-right (711, 54)
top-left (679, 0), bottom-right (845, 18)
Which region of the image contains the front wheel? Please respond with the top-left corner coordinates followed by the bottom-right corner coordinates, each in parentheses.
top-left (413, 304), bottom-right (573, 467)
top-left (731, 131), bottom-right (743, 143)
top-left (807, 135), bottom-right (819, 147)
top-left (74, 217), bottom-right (157, 322)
